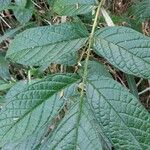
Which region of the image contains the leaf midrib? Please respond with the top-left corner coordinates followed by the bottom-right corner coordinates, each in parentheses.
top-left (7, 37), bottom-right (88, 58)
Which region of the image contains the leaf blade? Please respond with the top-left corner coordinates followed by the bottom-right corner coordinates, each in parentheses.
top-left (93, 26), bottom-right (150, 79)
top-left (87, 75), bottom-right (150, 149)
top-left (40, 101), bottom-right (111, 150)
top-left (0, 74), bottom-right (80, 146)
top-left (6, 22), bottom-right (88, 66)
top-left (53, 0), bottom-right (96, 16)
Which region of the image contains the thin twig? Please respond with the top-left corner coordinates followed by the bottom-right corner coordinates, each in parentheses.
top-left (136, 78), bottom-right (143, 87)
top-left (139, 87), bottom-right (150, 96)
top-left (75, 0), bottom-right (105, 146)
top-left (0, 16), bottom-right (11, 28)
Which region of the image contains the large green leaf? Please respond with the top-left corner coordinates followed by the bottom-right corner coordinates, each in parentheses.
top-left (93, 26), bottom-right (150, 79)
top-left (0, 74), bottom-right (80, 147)
top-left (87, 75), bottom-right (150, 149)
top-left (6, 22), bottom-right (88, 67)
top-left (39, 61), bottom-right (150, 149)
top-left (53, 0), bottom-right (96, 16)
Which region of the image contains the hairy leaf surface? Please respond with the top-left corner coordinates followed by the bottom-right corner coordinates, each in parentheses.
top-left (2, 124), bottom-right (49, 150)
top-left (6, 22), bottom-right (88, 66)
top-left (0, 74), bottom-right (80, 147)
top-left (87, 75), bottom-right (150, 149)
top-left (53, 0), bottom-right (96, 16)
top-left (93, 26), bottom-right (150, 79)
top-left (40, 101), bottom-right (111, 150)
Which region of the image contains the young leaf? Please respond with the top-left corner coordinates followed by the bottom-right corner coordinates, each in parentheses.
top-left (6, 22), bottom-right (88, 67)
top-left (13, 0), bottom-right (33, 24)
top-left (0, 74), bottom-right (80, 147)
top-left (78, 60), bottom-right (112, 78)
top-left (13, 8), bottom-right (33, 24)
top-left (87, 75), bottom-right (150, 149)
top-left (93, 26), bottom-right (150, 79)
top-left (53, 0), bottom-right (96, 16)
top-left (86, 60), bottom-right (112, 78)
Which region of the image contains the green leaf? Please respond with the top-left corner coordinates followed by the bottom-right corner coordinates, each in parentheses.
top-left (87, 60), bottom-right (112, 78)
top-left (93, 26), bottom-right (150, 79)
top-left (0, 74), bottom-right (80, 147)
top-left (132, 0), bottom-right (150, 22)
top-left (15, 0), bottom-right (27, 8)
top-left (0, 0), bottom-right (11, 11)
top-left (78, 60), bottom-right (112, 78)
top-left (0, 22), bottom-right (35, 44)
top-left (2, 81), bottom-right (53, 149)
top-left (13, 0), bottom-right (33, 24)
top-left (6, 22), bottom-right (88, 67)
top-left (13, 8), bottom-right (33, 24)
top-left (2, 124), bottom-right (49, 149)
top-left (87, 75), bottom-right (150, 149)
top-left (53, 0), bottom-right (96, 16)
top-left (40, 101), bottom-right (112, 150)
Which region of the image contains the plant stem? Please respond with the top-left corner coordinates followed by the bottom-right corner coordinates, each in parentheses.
top-left (75, 1), bottom-right (105, 147)
top-left (81, 0), bottom-right (105, 92)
